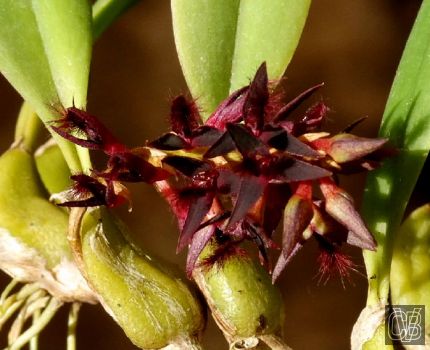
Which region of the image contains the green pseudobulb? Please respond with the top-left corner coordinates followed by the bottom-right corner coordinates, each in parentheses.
top-left (0, 146), bottom-right (95, 303)
top-left (0, 147), bottom-right (70, 268)
top-left (78, 208), bottom-right (205, 349)
top-left (194, 243), bottom-right (284, 347)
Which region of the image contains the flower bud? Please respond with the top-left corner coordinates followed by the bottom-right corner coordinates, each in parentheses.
top-left (312, 134), bottom-right (387, 164)
top-left (319, 179), bottom-right (376, 251)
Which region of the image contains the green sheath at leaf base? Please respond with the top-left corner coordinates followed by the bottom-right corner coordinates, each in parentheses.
top-left (70, 207), bottom-right (205, 350)
top-left (193, 243), bottom-right (289, 350)
top-left (0, 146), bottom-right (95, 303)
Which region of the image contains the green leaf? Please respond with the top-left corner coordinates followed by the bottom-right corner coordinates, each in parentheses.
top-left (92, 0), bottom-right (141, 40)
top-left (172, 0), bottom-right (311, 120)
top-left (229, 0), bottom-right (311, 92)
top-left (362, 0), bottom-right (430, 305)
top-left (32, 0), bottom-right (92, 109)
top-left (0, 0), bottom-right (82, 172)
top-left (172, 0), bottom-right (240, 118)
top-left (0, 0), bottom-right (59, 114)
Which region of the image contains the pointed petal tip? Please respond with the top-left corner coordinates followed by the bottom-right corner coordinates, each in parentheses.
top-left (272, 243), bottom-right (302, 283)
top-left (328, 134), bottom-right (389, 163)
top-left (347, 230), bottom-right (377, 251)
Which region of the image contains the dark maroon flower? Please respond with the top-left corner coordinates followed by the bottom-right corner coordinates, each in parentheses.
top-left (153, 62), bottom-right (388, 281)
top-left (56, 174), bottom-right (130, 209)
top-left (51, 107), bottom-right (169, 208)
top-left (52, 62), bottom-right (389, 283)
top-left (150, 95), bottom-right (223, 150)
top-left (51, 107), bottom-right (126, 155)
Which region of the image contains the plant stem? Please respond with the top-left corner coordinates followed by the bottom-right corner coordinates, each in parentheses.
top-left (67, 303), bottom-right (81, 350)
top-left (13, 103), bottom-right (43, 152)
top-left (76, 146), bottom-right (92, 174)
top-left (92, 0), bottom-right (141, 40)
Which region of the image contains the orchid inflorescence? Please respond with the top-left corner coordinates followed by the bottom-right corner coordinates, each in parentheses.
top-left (51, 63), bottom-right (388, 282)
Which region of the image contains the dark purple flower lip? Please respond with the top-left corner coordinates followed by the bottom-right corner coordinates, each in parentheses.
top-left (52, 62), bottom-right (389, 282)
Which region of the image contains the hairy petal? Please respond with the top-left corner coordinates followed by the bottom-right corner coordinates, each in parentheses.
top-left (170, 95), bottom-right (201, 138)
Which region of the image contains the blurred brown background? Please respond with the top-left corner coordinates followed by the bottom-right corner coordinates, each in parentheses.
top-left (0, 0), bottom-right (423, 349)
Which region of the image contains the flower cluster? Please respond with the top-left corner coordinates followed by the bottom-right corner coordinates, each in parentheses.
top-left (52, 63), bottom-right (388, 282)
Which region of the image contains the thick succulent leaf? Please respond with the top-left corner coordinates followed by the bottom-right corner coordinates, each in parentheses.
top-left (229, 0), bottom-right (312, 92)
top-left (0, 0), bottom-right (59, 115)
top-left (172, 0), bottom-right (311, 119)
top-left (32, 0), bottom-right (92, 109)
top-left (362, 0), bottom-right (430, 304)
top-left (171, 0), bottom-right (240, 118)
top-left (0, 0), bottom-right (82, 172)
